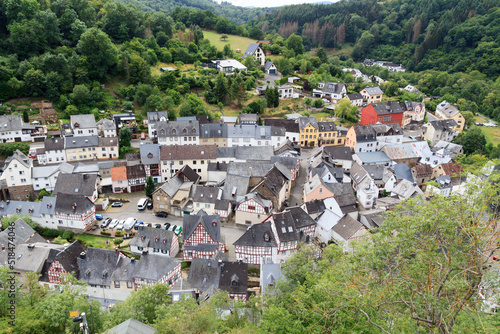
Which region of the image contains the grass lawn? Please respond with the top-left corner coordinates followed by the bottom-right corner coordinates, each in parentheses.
top-left (326, 43), bottom-right (354, 56)
top-left (481, 126), bottom-right (500, 146)
top-left (75, 234), bottom-right (116, 250)
top-left (151, 62), bottom-right (196, 76)
top-left (203, 30), bottom-right (256, 53)
top-left (474, 114), bottom-right (489, 123)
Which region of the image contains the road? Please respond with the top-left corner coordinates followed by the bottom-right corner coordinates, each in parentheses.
top-left (289, 149), bottom-right (311, 207)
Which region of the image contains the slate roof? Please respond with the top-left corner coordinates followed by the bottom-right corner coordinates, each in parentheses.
top-left (78, 247), bottom-right (131, 286)
top-left (352, 125), bottom-right (377, 142)
top-left (40, 241), bottom-right (84, 281)
top-left (304, 199), bottom-right (326, 215)
top-left (319, 82), bottom-right (346, 94)
top-left (155, 120), bottom-right (199, 138)
top-left (140, 143), bottom-right (160, 165)
top-left (263, 118), bottom-right (300, 133)
top-left (125, 152), bottom-right (141, 162)
top-left (347, 93), bottom-right (363, 100)
top-left (54, 194), bottom-right (94, 215)
top-left (0, 218), bottom-right (42, 249)
top-left (242, 43), bottom-right (260, 59)
top-left (100, 118), bottom-right (116, 131)
top-left (0, 115), bottom-right (23, 131)
top-left (392, 179), bottom-right (423, 199)
top-left (192, 185), bottom-right (220, 204)
top-left (318, 121), bottom-right (337, 132)
top-left (219, 261), bottom-right (248, 295)
top-left (5, 150), bottom-right (31, 169)
top-left (183, 211), bottom-right (221, 243)
top-left (261, 262), bottom-right (285, 295)
top-left (371, 123), bottom-right (403, 136)
top-left (15, 243), bottom-right (64, 273)
top-left (436, 101), bottom-right (460, 118)
top-left (147, 111), bottom-right (169, 124)
top-left (132, 253), bottom-right (180, 282)
top-left (253, 166), bottom-right (288, 197)
top-left (71, 114), bottom-right (96, 129)
top-left (354, 151), bottom-right (392, 165)
top-left (104, 318), bottom-right (156, 334)
top-left (335, 193), bottom-right (358, 214)
top-left (228, 162), bottom-right (273, 178)
top-left (227, 124), bottom-right (271, 140)
top-left (200, 123), bottom-right (228, 138)
top-left (238, 113), bottom-right (259, 124)
top-left (208, 161), bottom-right (229, 172)
top-left (160, 145), bottom-right (216, 160)
top-left (392, 163), bottom-right (414, 182)
top-left (270, 126), bottom-right (286, 136)
top-left (98, 136), bottom-right (119, 147)
top-left (363, 164), bottom-right (386, 181)
top-left (371, 101), bottom-right (405, 115)
top-left (187, 258), bottom-right (220, 291)
top-left (433, 141), bottom-right (463, 155)
top-left (233, 221), bottom-right (277, 247)
top-left (363, 86), bottom-right (383, 96)
top-left (178, 165), bottom-right (200, 183)
top-left (53, 173), bottom-right (97, 197)
top-left (222, 174), bottom-right (250, 200)
top-left (264, 60), bottom-right (275, 70)
top-left (32, 163), bottom-right (73, 179)
top-left (429, 119), bottom-right (457, 131)
top-left (298, 116), bottom-right (318, 130)
top-left (382, 141), bottom-right (431, 160)
top-left (65, 135), bottom-right (98, 149)
top-left (129, 226), bottom-right (176, 252)
top-left (285, 206), bottom-right (316, 229)
top-left (214, 199), bottom-right (230, 211)
top-left (157, 176), bottom-right (184, 198)
top-left (323, 146), bottom-right (353, 161)
top-left (44, 137), bottom-right (64, 151)
top-left (183, 243), bottom-right (218, 252)
top-left (332, 215), bottom-right (364, 240)
top-left (272, 212), bottom-right (298, 243)
top-left (270, 156), bottom-right (298, 170)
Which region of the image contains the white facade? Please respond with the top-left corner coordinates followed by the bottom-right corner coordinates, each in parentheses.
top-left (0, 153), bottom-right (33, 188)
top-left (278, 85), bottom-right (294, 99)
top-left (33, 167), bottom-right (61, 191)
top-left (38, 149), bottom-right (66, 165)
top-left (314, 209), bottom-right (343, 244)
top-left (157, 136), bottom-right (199, 146)
top-left (160, 159), bottom-right (211, 182)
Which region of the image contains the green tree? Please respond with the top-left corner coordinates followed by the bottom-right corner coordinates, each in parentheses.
top-left (37, 188), bottom-right (52, 200)
top-left (334, 98), bottom-right (355, 118)
top-left (128, 53), bottom-right (150, 84)
top-left (22, 110), bottom-right (29, 123)
top-left (313, 99), bottom-right (324, 108)
top-left (76, 28), bottom-right (118, 80)
top-left (455, 126), bottom-right (486, 154)
top-left (286, 34), bottom-right (304, 55)
top-left (214, 72), bottom-right (228, 104)
top-left (119, 127), bottom-right (132, 148)
top-left (461, 110), bottom-right (474, 128)
top-left (145, 176), bottom-right (155, 198)
top-left (113, 238), bottom-right (123, 247)
top-left (385, 82), bottom-right (399, 97)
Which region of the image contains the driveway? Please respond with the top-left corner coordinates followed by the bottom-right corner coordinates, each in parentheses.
top-left (131, 138), bottom-right (153, 149)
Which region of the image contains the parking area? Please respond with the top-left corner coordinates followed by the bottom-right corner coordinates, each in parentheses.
top-left (93, 190), bottom-right (246, 260)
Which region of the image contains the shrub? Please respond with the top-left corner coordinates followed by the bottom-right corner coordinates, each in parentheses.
top-left (61, 231), bottom-right (74, 240)
top-left (39, 228), bottom-right (63, 237)
top-left (53, 236), bottom-right (69, 244)
top-left (101, 231), bottom-right (111, 236)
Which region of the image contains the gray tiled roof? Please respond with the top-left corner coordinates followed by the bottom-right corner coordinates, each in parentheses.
top-left (71, 115), bottom-right (96, 129)
top-left (200, 123), bottom-right (227, 138)
top-left (436, 101), bottom-right (460, 118)
top-left (228, 162), bottom-right (273, 177)
top-left (140, 143), bottom-right (160, 165)
top-left (219, 261), bottom-right (248, 295)
top-left (222, 174), bottom-right (250, 200)
top-left (298, 116), bottom-right (318, 130)
top-left (15, 243), bottom-right (64, 273)
top-left (188, 258), bottom-right (220, 291)
top-left (64, 135), bottom-right (98, 149)
top-left (157, 176), bottom-right (184, 198)
top-left (54, 194), bottom-right (94, 215)
top-left (44, 137), bottom-right (64, 151)
top-left (78, 247), bottom-right (131, 286)
top-left (133, 253), bottom-right (180, 281)
top-left (129, 226), bottom-right (176, 252)
top-left (352, 125), bottom-right (377, 142)
top-left (264, 119), bottom-right (300, 133)
top-left (332, 215), bottom-right (364, 240)
top-left (233, 221), bottom-right (277, 247)
top-left (320, 82), bottom-right (346, 94)
top-left (160, 145), bottom-right (216, 161)
top-left (155, 120), bottom-right (199, 138)
top-left (392, 163), bottom-right (414, 182)
top-left (192, 185), bottom-right (220, 204)
top-left (239, 113), bottom-right (259, 124)
top-left (100, 118), bottom-right (116, 130)
top-left (98, 136), bottom-right (119, 147)
top-left (347, 93), bottom-right (363, 100)
top-left (242, 43), bottom-right (260, 59)
top-left (323, 146), bottom-right (353, 161)
top-left (272, 212), bottom-right (298, 243)
top-left (147, 111), bottom-right (169, 123)
top-left (371, 101), bottom-right (404, 116)
top-left (264, 60), bottom-right (274, 69)
top-left (304, 199), bottom-right (326, 215)
top-left (285, 206), bottom-right (316, 229)
top-left (104, 318), bottom-right (156, 334)
top-left (0, 115), bottom-right (23, 132)
top-left (5, 150), bottom-right (31, 169)
top-left (429, 119), bottom-right (457, 131)
top-left (183, 211), bottom-right (221, 242)
top-left (53, 173), bottom-right (97, 197)
top-left (236, 192), bottom-right (272, 212)
top-left (363, 86), bottom-right (383, 96)
top-left (261, 262), bottom-right (285, 295)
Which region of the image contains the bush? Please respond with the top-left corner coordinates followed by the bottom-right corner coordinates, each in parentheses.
top-left (53, 236), bottom-right (69, 244)
top-left (39, 228), bottom-right (63, 237)
top-left (101, 231), bottom-right (111, 236)
top-left (61, 231), bottom-right (74, 240)
top-left (181, 262), bottom-right (191, 269)
top-left (115, 230), bottom-right (123, 236)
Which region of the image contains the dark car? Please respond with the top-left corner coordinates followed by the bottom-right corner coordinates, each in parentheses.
top-left (161, 223), bottom-right (171, 230)
top-left (101, 217), bottom-right (112, 228)
top-left (111, 201), bottom-right (123, 207)
top-left (147, 201), bottom-right (153, 210)
top-left (153, 223), bottom-right (162, 229)
top-left (155, 211), bottom-right (168, 218)
top-left (134, 221), bottom-right (144, 230)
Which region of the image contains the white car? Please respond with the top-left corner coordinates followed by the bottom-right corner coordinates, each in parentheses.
top-left (116, 220), bottom-right (125, 230)
top-left (108, 219), bottom-right (119, 229)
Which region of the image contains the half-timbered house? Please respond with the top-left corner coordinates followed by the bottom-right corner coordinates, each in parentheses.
top-left (40, 241), bottom-right (84, 284)
top-left (182, 210), bottom-right (225, 261)
top-left (129, 226), bottom-right (179, 257)
top-left (235, 192), bottom-right (273, 226)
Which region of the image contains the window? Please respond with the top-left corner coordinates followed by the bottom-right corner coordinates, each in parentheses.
top-left (127, 281), bottom-right (133, 289)
top-left (114, 281), bottom-right (120, 288)
top-left (19, 171), bottom-right (24, 175)
top-left (248, 205), bottom-right (256, 211)
top-left (193, 160), bottom-right (197, 164)
top-left (179, 161), bottom-right (183, 165)
top-left (245, 220), bottom-right (251, 225)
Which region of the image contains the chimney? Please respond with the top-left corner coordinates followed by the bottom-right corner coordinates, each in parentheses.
top-left (115, 248), bottom-right (119, 255)
top-left (80, 252), bottom-right (86, 259)
top-left (142, 249), bottom-right (149, 255)
top-left (1, 245), bottom-right (5, 251)
top-left (131, 258), bottom-right (136, 262)
top-left (249, 167), bottom-right (252, 177)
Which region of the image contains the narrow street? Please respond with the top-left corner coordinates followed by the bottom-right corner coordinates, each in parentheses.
top-left (289, 149), bottom-right (311, 207)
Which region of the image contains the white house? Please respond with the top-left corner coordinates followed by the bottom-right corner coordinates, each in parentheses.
top-left (70, 114), bottom-right (97, 137)
top-left (278, 85), bottom-right (294, 99)
top-left (242, 43), bottom-right (265, 66)
top-left (37, 137), bottom-right (66, 165)
top-left (227, 125), bottom-right (272, 147)
top-left (314, 209), bottom-right (343, 244)
top-left (213, 59), bottom-right (247, 73)
top-left (264, 61), bottom-right (277, 74)
top-left (32, 162), bottom-right (74, 192)
top-left (235, 192), bottom-right (273, 226)
top-left (97, 118), bottom-right (117, 138)
top-left (155, 120), bottom-right (200, 146)
top-left (0, 115), bottom-right (45, 143)
top-left (350, 162), bottom-right (379, 209)
top-left (147, 111), bottom-right (169, 139)
top-left (313, 82), bottom-right (347, 103)
top-left (423, 120), bottom-right (458, 146)
top-left (0, 150), bottom-right (33, 201)
top-left (346, 93), bottom-right (363, 107)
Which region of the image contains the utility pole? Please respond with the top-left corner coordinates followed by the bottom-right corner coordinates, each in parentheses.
top-left (73, 312), bottom-right (89, 334)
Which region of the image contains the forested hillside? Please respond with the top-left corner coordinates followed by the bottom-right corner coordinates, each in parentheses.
top-left (116, 0), bottom-right (273, 25)
top-left (247, 0), bottom-right (500, 76)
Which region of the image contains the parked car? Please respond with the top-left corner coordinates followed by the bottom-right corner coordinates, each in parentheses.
top-left (144, 223), bottom-right (152, 228)
top-left (147, 202), bottom-right (153, 210)
top-left (116, 220), bottom-right (125, 230)
top-left (101, 217), bottom-right (112, 228)
top-left (161, 223), bottom-right (171, 230)
top-left (134, 221), bottom-right (144, 230)
top-left (108, 219), bottom-right (119, 229)
top-left (111, 201), bottom-right (123, 207)
top-left (155, 211), bottom-right (168, 218)
top-left (153, 223), bottom-right (162, 229)
top-left (95, 213), bottom-right (103, 220)
top-left (141, 132), bottom-right (146, 140)
top-left (168, 224), bottom-right (176, 231)
top-left (174, 225), bottom-right (182, 236)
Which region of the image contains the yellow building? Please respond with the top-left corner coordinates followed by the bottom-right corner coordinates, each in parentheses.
top-left (435, 101), bottom-right (465, 132)
top-left (318, 121), bottom-right (347, 146)
top-left (299, 117), bottom-right (318, 147)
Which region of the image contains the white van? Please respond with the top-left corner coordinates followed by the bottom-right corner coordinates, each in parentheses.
top-left (137, 198), bottom-right (148, 211)
top-left (124, 217), bottom-right (137, 231)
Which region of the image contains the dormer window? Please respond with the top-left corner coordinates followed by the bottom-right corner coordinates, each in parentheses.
top-left (264, 232), bottom-right (270, 242)
top-left (182, 128), bottom-right (187, 134)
